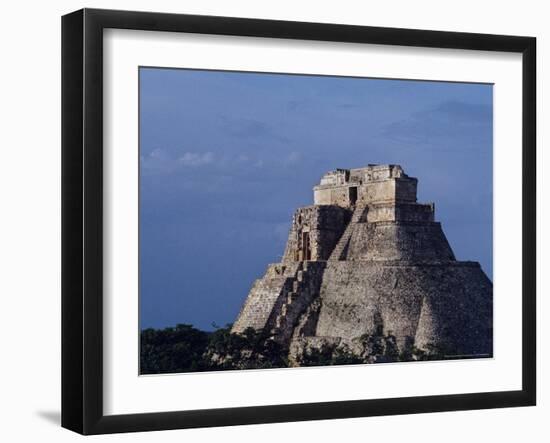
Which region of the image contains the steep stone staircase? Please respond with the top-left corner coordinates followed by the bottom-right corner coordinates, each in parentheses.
top-left (270, 262), bottom-right (307, 339)
top-left (231, 263), bottom-right (300, 333)
top-left (328, 204), bottom-right (367, 261)
top-left (269, 261), bottom-right (326, 343)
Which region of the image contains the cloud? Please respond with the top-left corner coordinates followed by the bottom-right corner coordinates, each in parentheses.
top-left (149, 147), bottom-right (166, 159)
top-left (220, 116), bottom-right (289, 143)
top-left (435, 100), bottom-right (492, 121)
top-left (141, 147), bottom-right (172, 174)
top-left (285, 151), bottom-right (302, 165)
top-left (382, 100), bottom-right (492, 145)
top-left (287, 99), bottom-right (308, 111)
top-left (140, 144), bottom-right (306, 184)
top-left (141, 148), bottom-right (216, 176)
top-left (177, 151), bottom-right (215, 167)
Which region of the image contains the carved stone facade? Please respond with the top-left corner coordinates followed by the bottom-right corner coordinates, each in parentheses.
top-left (232, 165), bottom-right (493, 361)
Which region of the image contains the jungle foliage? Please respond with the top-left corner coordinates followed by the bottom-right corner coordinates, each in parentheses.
top-left (140, 324), bottom-right (448, 374)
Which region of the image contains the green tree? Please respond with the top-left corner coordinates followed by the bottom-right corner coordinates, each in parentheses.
top-left (140, 324), bottom-right (209, 374)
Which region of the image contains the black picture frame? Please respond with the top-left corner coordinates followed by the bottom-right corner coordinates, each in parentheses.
top-left (61, 8), bottom-right (536, 435)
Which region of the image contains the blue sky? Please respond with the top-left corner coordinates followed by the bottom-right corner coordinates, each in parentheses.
top-left (139, 67), bottom-right (493, 331)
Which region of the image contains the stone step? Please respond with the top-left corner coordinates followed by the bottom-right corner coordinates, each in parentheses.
top-left (276, 313), bottom-right (288, 328)
top-left (287, 292), bottom-right (299, 304)
top-left (352, 208), bottom-right (366, 222)
top-left (328, 205), bottom-right (367, 261)
top-left (270, 263), bottom-right (310, 334)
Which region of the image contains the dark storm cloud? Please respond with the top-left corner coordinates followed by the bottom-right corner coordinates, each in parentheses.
top-left (383, 100), bottom-right (492, 144)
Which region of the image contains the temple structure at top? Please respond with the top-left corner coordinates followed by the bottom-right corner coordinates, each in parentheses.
top-left (314, 165), bottom-right (417, 207)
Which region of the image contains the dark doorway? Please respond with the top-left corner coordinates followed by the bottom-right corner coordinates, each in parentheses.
top-left (302, 231), bottom-right (311, 261)
top-left (349, 186), bottom-right (358, 206)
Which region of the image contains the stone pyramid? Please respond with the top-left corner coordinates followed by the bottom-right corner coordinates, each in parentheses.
top-left (232, 165), bottom-right (492, 361)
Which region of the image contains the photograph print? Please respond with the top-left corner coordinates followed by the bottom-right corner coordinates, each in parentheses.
top-left (139, 67), bottom-right (493, 375)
